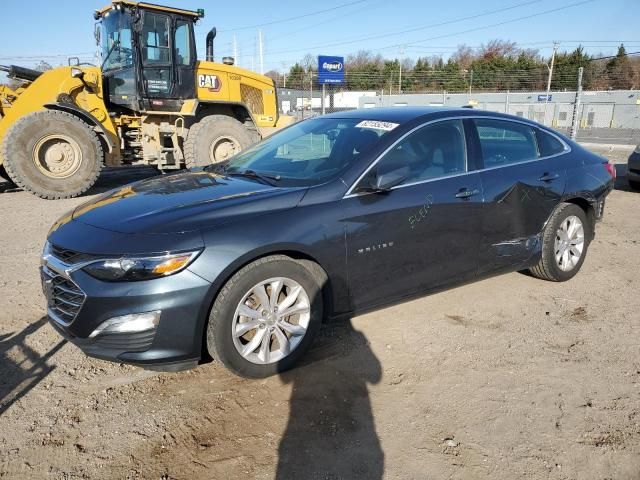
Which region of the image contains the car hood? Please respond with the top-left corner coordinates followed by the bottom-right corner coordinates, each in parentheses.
top-left (70, 170), bottom-right (307, 234)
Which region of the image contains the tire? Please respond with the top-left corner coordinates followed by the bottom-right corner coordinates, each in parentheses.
top-left (629, 179), bottom-right (640, 191)
top-left (207, 255), bottom-right (324, 378)
top-left (2, 110), bottom-right (103, 199)
top-left (528, 203), bottom-right (591, 282)
top-left (184, 115), bottom-right (256, 168)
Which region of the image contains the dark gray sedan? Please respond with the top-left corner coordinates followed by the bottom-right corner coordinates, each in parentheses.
top-left (42, 107), bottom-right (615, 377)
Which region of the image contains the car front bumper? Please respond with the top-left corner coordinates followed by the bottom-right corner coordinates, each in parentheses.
top-left (42, 255), bottom-right (212, 371)
top-left (628, 151), bottom-right (640, 181)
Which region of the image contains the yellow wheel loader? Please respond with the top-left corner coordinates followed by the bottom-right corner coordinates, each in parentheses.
top-left (0, 1), bottom-right (290, 199)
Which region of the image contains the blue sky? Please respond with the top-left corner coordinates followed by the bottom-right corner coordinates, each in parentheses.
top-left (0, 0), bottom-right (637, 76)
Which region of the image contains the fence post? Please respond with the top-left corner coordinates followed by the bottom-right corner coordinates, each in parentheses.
top-left (322, 83), bottom-right (326, 115)
top-left (570, 67), bottom-right (584, 140)
top-left (309, 72), bottom-right (313, 116)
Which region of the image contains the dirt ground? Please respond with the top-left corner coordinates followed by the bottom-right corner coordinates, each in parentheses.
top-left (0, 147), bottom-right (638, 480)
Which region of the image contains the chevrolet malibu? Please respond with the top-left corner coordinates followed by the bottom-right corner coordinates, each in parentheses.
top-left (42, 107), bottom-right (614, 378)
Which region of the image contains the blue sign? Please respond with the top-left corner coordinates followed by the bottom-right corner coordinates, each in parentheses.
top-left (537, 94), bottom-right (552, 102)
top-left (318, 55), bottom-right (345, 85)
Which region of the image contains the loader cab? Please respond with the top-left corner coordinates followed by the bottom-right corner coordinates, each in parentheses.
top-left (96, 2), bottom-right (202, 113)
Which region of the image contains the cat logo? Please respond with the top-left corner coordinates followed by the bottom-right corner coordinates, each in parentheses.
top-left (198, 74), bottom-right (221, 92)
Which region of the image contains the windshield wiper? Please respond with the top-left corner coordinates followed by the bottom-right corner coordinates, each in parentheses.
top-left (100, 39), bottom-right (120, 70)
top-left (226, 169), bottom-right (281, 186)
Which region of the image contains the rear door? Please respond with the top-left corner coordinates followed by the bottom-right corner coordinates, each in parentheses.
top-left (343, 119), bottom-right (483, 310)
top-left (471, 118), bottom-right (567, 273)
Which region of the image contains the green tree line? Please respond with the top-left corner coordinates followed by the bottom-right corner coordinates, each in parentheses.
top-left (269, 42), bottom-right (640, 93)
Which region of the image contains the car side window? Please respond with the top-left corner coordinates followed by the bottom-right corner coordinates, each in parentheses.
top-left (474, 119), bottom-right (539, 168)
top-left (536, 129), bottom-right (566, 157)
top-left (364, 119), bottom-right (467, 187)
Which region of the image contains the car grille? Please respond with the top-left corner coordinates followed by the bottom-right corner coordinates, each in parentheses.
top-left (41, 265), bottom-right (86, 326)
top-left (50, 244), bottom-right (100, 264)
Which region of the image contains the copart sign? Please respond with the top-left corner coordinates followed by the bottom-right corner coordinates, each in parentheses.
top-left (318, 55), bottom-right (345, 85)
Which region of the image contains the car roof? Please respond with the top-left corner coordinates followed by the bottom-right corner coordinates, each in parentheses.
top-left (320, 106), bottom-right (533, 125)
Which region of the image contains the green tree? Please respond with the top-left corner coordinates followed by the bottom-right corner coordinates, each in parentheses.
top-left (606, 44), bottom-right (634, 89)
top-left (287, 63), bottom-right (306, 90)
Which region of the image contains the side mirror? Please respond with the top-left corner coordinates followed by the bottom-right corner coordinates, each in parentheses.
top-left (326, 129), bottom-right (340, 141)
top-left (374, 165), bottom-right (409, 191)
top-left (357, 166), bottom-right (409, 193)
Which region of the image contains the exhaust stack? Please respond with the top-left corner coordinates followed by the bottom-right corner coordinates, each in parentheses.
top-left (206, 28), bottom-right (217, 62)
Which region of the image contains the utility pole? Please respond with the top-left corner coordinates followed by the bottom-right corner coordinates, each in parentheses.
top-left (546, 41), bottom-right (560, 94)
top-left (570, 67), bottom-right (584, 140)
top-left (258, 30), bottom-right (264, 75)
top-left (469, 69), bottom-right (474, 95)
top-left (544, 41), bottom-right (560, 126)
top-left (398, 46), bottom-right (405, 94)
top-left (233, 35), bottom-right (238, 64)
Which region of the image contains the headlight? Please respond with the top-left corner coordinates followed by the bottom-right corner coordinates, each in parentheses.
top-left (83, 251), bottom-right (200, 282)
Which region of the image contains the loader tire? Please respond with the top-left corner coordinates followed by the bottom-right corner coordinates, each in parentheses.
top-left (184, 115), bottom-right (256, 168)
top-left (2, 110), bottom-right (103, 199)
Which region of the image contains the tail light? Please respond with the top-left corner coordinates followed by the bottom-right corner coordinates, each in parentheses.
top-left (603, 162), bottom-right (616, 180)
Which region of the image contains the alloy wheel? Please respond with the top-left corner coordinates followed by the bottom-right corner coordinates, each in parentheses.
top-left (231, 277), bottom-right (311, 365)
top-left (554, 215), bottom-right (585, 272)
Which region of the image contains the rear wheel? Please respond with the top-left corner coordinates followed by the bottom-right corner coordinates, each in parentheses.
top-left (528, 203), bottom-right (590, 282)
top-left (184, 115), bottom-right (257, 168)
top-left (206, 255), bottom-right (323, 378)
top-left (629, 179), bottom-right (640, 191)
top-left (1, 110), bottom-right (103, 199)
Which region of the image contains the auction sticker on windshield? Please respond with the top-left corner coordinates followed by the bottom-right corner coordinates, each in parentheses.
top-left (356, 120), bottom-right (400, 131)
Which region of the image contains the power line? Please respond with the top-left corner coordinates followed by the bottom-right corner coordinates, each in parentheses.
top-left (372, 0), bottom-right (598, 52)
top-left (267, 0), bottom-right (386, 43)
top-left (245, 0), bottom-right (544, 58)
top-left (215, 0), bottom-right (368, 33)
top-left (261, 0), bottom-right (596, 58)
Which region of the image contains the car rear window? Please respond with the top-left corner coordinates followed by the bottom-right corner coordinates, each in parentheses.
top-left (474, 118), bottom-right (539, 168)
top-left (536, 129), bottom-right (566, 157)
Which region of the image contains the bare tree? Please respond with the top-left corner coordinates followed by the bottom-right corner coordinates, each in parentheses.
top-left (451, 44), bottom-right (475, 70)
top-left (480, 40), bottom-right (518, 60)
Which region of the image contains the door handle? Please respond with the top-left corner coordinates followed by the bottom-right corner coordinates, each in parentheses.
top-left (455, 188), bottom-right (480, 199)
top-left (538, 172), bottom-right (560, 182)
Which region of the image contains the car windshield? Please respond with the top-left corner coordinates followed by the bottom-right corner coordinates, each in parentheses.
top-left (208, 117), bottom-right (397, 186)
top-left (100, 10), bottom-right (134, 71)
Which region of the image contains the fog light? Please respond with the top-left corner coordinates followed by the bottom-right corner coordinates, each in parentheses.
top-left (89, 311), bottom-right (160, 338)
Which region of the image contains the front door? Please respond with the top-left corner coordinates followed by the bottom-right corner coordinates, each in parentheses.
top-left (343, 119), bottom-right (483, 310)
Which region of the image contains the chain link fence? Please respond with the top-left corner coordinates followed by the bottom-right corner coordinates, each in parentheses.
top-left (276, 70), bottom-right (640, 145)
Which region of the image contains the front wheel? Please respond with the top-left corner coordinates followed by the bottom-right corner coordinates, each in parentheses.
top-left (629, 179), bottom-right (640, 191)
top-left (1, 110), bottom-right (103, 199)
top-left (528, 203), bottom-right (590, 282)
top-left (207, 255), bottom-right (323, 378)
